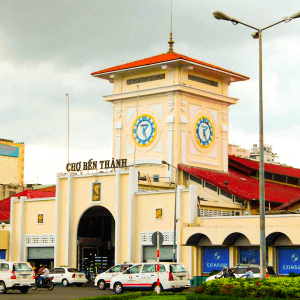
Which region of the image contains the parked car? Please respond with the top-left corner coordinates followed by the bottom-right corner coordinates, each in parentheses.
top-left (95, 263), bottom-right (135, 290)
top-left (0, 261), bottom-right (35, 294)
top-left (49, 267), bottom-right (87, 286)
top-left (110, 262), bottom-right (191, 294)
top-left (206, 265), bottom-right (276, 281)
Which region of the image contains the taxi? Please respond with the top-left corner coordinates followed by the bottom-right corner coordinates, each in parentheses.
top-left (110, 262), bottom-right (190, 294)
top-left (95, 263), bottom-right (134, 290)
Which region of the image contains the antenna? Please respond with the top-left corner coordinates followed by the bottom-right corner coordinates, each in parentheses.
top-left (66, 93), bottom-right (70, 164)
top-left (168, 0), bottom-right (174, 53)
top-left (133, 85), bottom-right (140, 167)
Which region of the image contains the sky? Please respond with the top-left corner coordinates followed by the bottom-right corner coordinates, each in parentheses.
top-left (1, 0), bottom-right (300, 184)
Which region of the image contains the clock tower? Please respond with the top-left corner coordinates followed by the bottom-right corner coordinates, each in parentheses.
top-left (92, 45), bottom-right (249, 182)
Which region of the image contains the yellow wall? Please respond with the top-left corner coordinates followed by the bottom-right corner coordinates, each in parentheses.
top-left (0, 140), bottom-right (24, 186)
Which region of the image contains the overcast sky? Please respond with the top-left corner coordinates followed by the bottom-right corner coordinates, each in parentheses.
top-left (1, 0), bottom-right (300, 184)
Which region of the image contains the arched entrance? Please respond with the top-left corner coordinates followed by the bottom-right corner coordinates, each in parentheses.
top-left (77, 206), bottom-right (115, 273)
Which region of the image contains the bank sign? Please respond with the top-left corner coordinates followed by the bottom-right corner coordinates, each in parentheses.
top-left (278, 248), bottom-right (300, 275)
top-left (203, 248), bottom-right (229, 273)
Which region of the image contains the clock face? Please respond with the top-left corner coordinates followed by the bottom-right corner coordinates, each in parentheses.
top-left (132, 114), bottom-right (157, 147)
top-left (196, 116), bottom-right (214, 147)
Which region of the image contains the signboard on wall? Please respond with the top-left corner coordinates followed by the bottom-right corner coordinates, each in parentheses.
top-left (203, 248), bottom-right (229, 273)
top-left (0, 144), bottom-right (19, 157)
top-left (28, 247), bottom-right (54, 259)
top-left (278, 248), bottom-right (300, 275)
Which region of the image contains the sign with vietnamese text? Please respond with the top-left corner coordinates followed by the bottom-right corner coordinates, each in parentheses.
top-left (66, 158), bottom-right (127, 172)
top-left (0, 144), bottom-right (19, 157)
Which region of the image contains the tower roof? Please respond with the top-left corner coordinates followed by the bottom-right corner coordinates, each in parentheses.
top-left (91, 52), bottom-right (249, 82)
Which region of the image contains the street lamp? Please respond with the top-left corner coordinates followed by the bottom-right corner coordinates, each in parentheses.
top-left (162, 160), bottom-right (178, 262)
top-left (213, 10), bottom-right (300, 279)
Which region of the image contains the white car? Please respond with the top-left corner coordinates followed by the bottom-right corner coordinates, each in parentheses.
top-left (49, 267), bottom-right (87, 286)
top-left (0, 261), bottom-right (35, 294)
top-left (110, 262), bottom-right (191, 294)
top-left (95, 263), bottom-right (134, 290)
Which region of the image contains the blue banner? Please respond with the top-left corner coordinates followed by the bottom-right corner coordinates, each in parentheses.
top-left (278, 248), bottom-right (300, 275)
top-left (0, 144), bottom-right (19, 157)
top-left (0, 250), bottom-right (6, 260)
top-left (203, 248), bottom-right (229, 273)
top-left (239, 248), bottom-right (260, 265)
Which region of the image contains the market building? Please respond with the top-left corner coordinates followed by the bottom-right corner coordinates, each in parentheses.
top-left (7, 41), bottom-right (300, 278)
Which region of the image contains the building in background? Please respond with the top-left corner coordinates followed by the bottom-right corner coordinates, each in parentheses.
top-left (250, 144), bottom-right (280, 164)
top-left (228, 144), bottom-right (250, 158)
top-left (0, 138), bottom-right (25, 200)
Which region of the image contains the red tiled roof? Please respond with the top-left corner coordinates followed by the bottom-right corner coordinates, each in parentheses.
top-left (229, 155), bottom-right (300, 179)
top-left (179, 164), bottom-right (300, 204)
top-left (91, 52), bottom-right (249, 80)
top-left (0, 187), bottom-right (56, 222)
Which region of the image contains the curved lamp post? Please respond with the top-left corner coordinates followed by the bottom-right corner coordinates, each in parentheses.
top-left (162, 160), bottom-right (178, 262)
top-left (213, 10), bottom-right (300, 279)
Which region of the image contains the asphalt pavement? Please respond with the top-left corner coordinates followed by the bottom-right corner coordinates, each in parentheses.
top-left (1, 285), bottom-right (113, 300)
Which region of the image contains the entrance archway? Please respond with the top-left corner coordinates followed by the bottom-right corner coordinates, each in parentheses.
top-left (77, 206), bottom-right (115, 273)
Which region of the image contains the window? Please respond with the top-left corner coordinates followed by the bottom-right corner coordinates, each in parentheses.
top-left (13, 263), bottom-right (32, 272)
top-left (127, 265), bottom-right (142, 274)
top-left (155, 264), bottom-right (166, 272)
top-left (170, 264), bottom-right (188, 273)
top-left (0, 263), bottom-right (9, 272)
top-left (273, 174), bottom-right (286, 183)
top-left (68, 268), bottom-right (79, 273)
top-left (287, 177), bottom-right (299, 186)
top-left (56, 268), bottom-right (65, 274)
top-left (109, 265), bottom-right (122, 273)
top-left (265, 172), bottom-right (272, 180)
top-left (50, 268), bottom-right (58, 274)
top-left (190, 175), bottom-right (202, 185)
top-left (220, 189), bottom-right (232, 199)
top-left (142, 264), bottom-right (155, 273)
top-left (205, 182), bottom-right (218, 192)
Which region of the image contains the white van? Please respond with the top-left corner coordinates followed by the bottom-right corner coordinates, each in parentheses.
top-left (0, 261), bottom-right (35, 294)
top-left (110, 262), bottom-right (191, 294)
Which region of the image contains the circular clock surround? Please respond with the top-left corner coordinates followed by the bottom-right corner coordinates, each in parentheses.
top-left (132, 114), bottom-right (157, 147)
top-left (195, 116), bottom-right (215, 148)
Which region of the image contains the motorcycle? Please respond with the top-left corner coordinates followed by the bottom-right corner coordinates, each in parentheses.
top-left (32, 275), bottom-right (55, 291)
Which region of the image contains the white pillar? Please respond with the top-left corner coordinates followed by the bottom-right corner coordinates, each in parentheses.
top-left (65, 172), bottom-right (74, 266)
top-left (222, 124), bottom-right (228, 172)
top-left (180, 116), bottom-right (188, 164)
top-left (18, 196), bottom-right (27, 261)
top-left (54, 173), bottom-right (61, 267)
top-left (115, 121), bottom-right (122, 160)
top-left (176, 185), bottom-right (184, 262)
top-left (189, 185), bottom-right (198, 224)
top-left (128, 168), bottom-right (138, 262)
top-left (114, 170), bottom-right (121, 264)
top-left (166, 115), bottom-right (175, 181)
top-left (9, 197), bottom-right (17, 261)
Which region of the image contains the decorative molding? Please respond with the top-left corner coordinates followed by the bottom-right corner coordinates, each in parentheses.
top-left (127, 74), bottom-right (165, 85)
top-left (140, 231), bottom-right (176, 245)
top-left (180, 116), bottom-right (188, 124)
top-left (116, 103), bottom-right (122, 119)
top-left (188, 74), bottom-right (218, 87)
top-left (222, 104), bottom-right (227, 121)
top-left (168, 93), bottom-right (174, 112)
top-left (25, 235), bottom-right (55, 246)
top-left (181, 96), bottom-right (187, 112)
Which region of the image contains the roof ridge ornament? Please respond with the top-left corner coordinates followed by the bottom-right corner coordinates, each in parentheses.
top-left (168, 32), bottom-right (174, 53)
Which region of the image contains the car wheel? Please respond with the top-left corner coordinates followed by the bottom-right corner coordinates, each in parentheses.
top-left (114, 282), bottom-right (123, 294)
top-left (97, 280), bottom-right (106, 290)
top-left (62, 278), bottom-right (69, 287)
top-left (153, 283), bottom-right (163, 293)
top-left (20, 287), bottom-right (29, 294)
top-left (0, 281), bottom-right (7, 294)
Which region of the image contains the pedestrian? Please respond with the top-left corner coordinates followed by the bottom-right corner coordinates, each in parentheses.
top-left (219, 266), bottom-right (230, 278)
top-left (243, 267), bottom-right (254, 278)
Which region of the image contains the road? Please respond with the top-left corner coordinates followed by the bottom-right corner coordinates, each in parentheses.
top-left (2, 285), bottom-right (113, 300)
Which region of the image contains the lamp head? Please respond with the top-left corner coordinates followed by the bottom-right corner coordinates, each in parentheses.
top-left (213, 11), bottom-right (232, 21)
top-left (0, 222), bottom-right (6, 229)
top-left (161, 160), bottom-right (168, 165)
top-left (251, 31), bottom-right (260, 39)
top-left (291, 11), bottom-right (300, 19)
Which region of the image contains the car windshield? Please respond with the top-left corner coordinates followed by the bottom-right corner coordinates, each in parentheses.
top-left (170, 264), bottom-right (187, 273)
top-left (68, 268), bottom-right (79, 273)
top-left (13, 263), bottom-right (32, 272)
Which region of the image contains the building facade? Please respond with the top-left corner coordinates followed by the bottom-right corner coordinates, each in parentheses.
top-left (8, 48), bottom-right (300, 278)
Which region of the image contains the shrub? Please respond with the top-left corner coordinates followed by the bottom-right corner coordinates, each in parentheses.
top-left (75, 291), bottom-right (143, 300)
